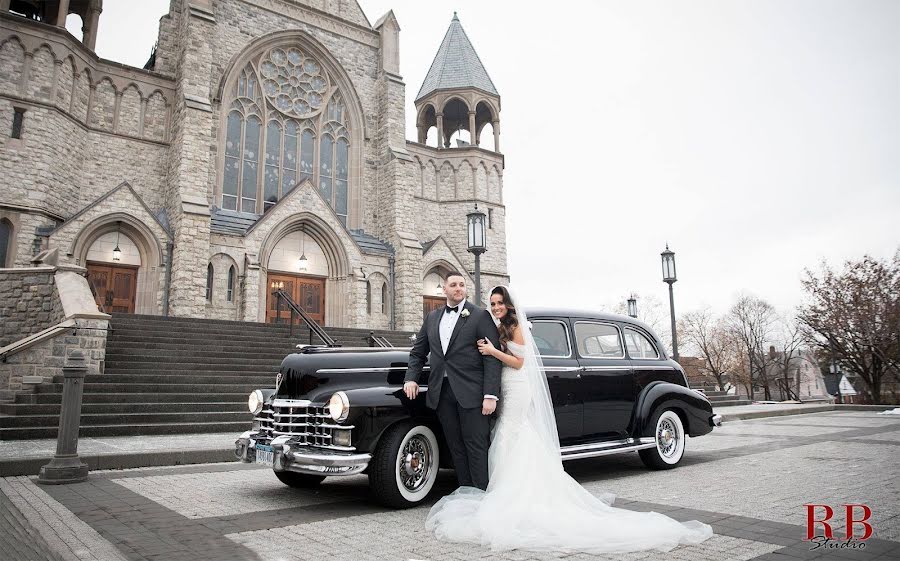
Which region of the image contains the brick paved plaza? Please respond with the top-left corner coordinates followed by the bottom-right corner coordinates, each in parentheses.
top-left (1, 410), bottom-right (898, 561)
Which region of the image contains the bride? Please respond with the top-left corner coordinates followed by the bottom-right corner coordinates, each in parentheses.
top-left (424, 286), bottom-right (714, 553)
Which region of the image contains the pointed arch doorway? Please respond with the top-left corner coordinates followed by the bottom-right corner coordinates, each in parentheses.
top-left (85, 228), bottom-right (141, 314)
top-left (265, 228), bottom-right (328, 325)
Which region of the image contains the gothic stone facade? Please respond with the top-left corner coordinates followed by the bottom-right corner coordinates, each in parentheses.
top-left (0, 0), bottom-right (508, 331)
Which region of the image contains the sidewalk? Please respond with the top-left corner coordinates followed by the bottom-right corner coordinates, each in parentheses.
top-left (0, 404), bottom-right (895, 477)
top-left (0, 432), bottom-right (236, 477)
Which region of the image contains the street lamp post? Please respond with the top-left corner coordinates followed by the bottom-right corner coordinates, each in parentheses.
top-left (467, 204), bottom-right (487, 306)
top-left (627, 295), bottom-right (638, 318)
top-left (661, 244), bottom-right (679, 361)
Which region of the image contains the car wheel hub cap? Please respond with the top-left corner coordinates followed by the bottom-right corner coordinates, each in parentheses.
top-left (399, 435), bottom-right (431, 492)
top-left (657, 419), bottom-right (679, 457)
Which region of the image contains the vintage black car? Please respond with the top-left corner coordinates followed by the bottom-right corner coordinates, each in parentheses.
top-left (235, 308), bottom-right (722, 508)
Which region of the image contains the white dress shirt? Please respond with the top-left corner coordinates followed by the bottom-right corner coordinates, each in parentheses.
top-left (441, 301), bottom-right (497, 401)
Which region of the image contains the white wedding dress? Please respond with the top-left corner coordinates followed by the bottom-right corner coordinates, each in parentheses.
top-left (425, 296), bottom-right (714, 554)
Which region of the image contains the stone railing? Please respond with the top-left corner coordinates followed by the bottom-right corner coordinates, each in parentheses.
top-left (0, 260), bottom-right (109, 402)
top-left (0, 266), bottom-right (64, 348)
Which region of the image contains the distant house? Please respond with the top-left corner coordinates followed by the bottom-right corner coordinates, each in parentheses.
top-left (765, 348), bottom-right (830, 402)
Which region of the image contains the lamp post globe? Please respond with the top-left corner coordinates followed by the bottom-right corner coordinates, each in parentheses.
top-left (466, 204), bottom-right (487, 306)
top-left (661, 244), bottom-right (679, 361)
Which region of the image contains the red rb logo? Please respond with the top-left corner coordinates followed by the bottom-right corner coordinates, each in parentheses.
top-left (805, 504), bottom-right (873, 540)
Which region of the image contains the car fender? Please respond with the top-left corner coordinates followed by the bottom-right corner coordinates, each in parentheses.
top-left (634, 381), bottom-right (714, 438)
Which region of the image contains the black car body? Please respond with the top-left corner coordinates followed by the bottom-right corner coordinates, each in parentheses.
top-left (235, 308), bottom-right (722, 507)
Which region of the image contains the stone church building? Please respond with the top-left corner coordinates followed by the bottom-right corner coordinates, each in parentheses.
top-left (0, 0), bottom-right (508, 332)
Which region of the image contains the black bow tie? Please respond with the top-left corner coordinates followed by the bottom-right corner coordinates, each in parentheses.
top-left (445, 305), bottom-right (460, 314)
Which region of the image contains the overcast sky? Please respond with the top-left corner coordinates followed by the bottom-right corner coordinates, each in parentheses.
top-left (84, 0), bottom-right (899, 319)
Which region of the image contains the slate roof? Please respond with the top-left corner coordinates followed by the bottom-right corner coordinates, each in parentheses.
top-left (210, 209), bottom-right (392, 256)
top-left (350, 230), bottom-right (394, 255)
top-left (415, 12), bottom-right (499, 102)
top-left (210, 207), bottom-right (259, 235)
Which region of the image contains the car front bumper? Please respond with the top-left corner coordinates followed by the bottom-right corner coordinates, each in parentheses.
top-left (235, 432), bottom-right (371, 477)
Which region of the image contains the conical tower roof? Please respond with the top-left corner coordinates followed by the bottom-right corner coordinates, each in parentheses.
top-left (415, 12), bottom-right (499, 102)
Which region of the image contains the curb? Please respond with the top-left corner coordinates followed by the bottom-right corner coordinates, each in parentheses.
top-left (717, 403), bottom-right (895, 422)
top-left (0, 448), bottom-right (236, 477)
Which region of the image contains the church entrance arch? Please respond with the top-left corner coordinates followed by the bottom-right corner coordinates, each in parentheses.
top-left (73, 216), bottom-right (162, 315)
top-left (422, 262), bottom-right (456, 320)
top-left (264, 227), bottom-right (329, 325)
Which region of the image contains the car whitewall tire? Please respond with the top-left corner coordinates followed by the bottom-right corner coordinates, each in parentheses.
top-left (638, 409), bottom-right (685, 470)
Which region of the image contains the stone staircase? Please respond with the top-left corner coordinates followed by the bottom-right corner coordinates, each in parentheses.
top-left (691, 383), bottom-right (752, 407)
top-left (0, 313), bottom-right (414, 440)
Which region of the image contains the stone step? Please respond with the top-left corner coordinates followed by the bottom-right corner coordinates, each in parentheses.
top-left (710, 399), bottom-right (753, 407)
top-left (0, 402), bottom-right (246, 416)
top-left (73, 372), bottom-right (275, 384)
top-left (103, 362), bottom-right (279, 373)
top-left (57, 374), bottom-right (275, 385)
top-left (104, 346), bottom-right (294, 359)
top-left (57, 382), bottom-right (265, 394)
top-left (0, 420), bottom-right (251, 440)
top-left (21, 392), bottom-right (253, 404)
top-left (0, 411), bottom-right (251, 429)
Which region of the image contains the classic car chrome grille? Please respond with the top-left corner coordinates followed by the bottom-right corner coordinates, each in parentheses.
top-left (253, 407), bottom-right (275, 444)
top-left (270, 399), bottom-right (342, 449)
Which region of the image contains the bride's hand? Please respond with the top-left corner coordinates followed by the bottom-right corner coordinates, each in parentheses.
top-left (477, 337), bottom-right (495, 356)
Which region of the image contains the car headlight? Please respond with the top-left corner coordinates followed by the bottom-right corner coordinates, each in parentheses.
top-left (328, 391), bottom-right (349, 422)
top-left (248, 390), bottom-right (264, 415)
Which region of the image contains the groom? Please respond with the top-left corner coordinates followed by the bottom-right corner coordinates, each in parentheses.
top-left (404, 273), bottom-right (502, 490)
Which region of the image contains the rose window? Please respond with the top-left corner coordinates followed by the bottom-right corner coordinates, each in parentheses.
top-left (259, 47), bottom-right (330, 118)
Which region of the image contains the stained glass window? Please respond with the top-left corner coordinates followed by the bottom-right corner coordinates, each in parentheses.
top-left (221, 51), bottom-right (351, 218)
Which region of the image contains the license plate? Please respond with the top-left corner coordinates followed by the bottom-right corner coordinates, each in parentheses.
top-left (255, 444), bottom-right (273, 466)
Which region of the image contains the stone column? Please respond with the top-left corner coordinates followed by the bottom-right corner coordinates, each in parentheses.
top-left (417, 125), bottom-right (425, 144)
top-left (37, 350), bottom-right (89, 484)
top-left (55, 0), bottom-right (70, 27)
top-left (84, 7), bottom-right (102, 51)
top-left (468, 111), bottom-right (476, 146)
top-left (492, 120), bottom-right (500, 153)
top-left (436, 113), bottom-right (444, 149)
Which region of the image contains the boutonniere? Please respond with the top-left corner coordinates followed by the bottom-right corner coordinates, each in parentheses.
top-left (460, 308), bottom-right (470, 318)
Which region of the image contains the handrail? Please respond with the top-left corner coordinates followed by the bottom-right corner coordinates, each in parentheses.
top-left (87, 277), bottom-right (107, 314)
top-left (271, 289), bottom-right (337, 347)
top-left (367, 331), bottom-right (393, 348)
top-left (1, 323), bottom-right (75, 363)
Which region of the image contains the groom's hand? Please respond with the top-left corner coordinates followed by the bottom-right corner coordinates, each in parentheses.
top-left (482, 398), bottom-right (497, 416)
top-left (403, 381), bottom-right (419, 400)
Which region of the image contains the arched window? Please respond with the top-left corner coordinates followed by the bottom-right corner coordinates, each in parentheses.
top-left (0, 219), bottom-right (11, 267)
top-left (220, 46), bottom-right (352, 219)
top-left (381, 283), bottom-right (387, 314)
top-left (366, 281), bottom-right (372, 314)
top-left (206, 263), bottom-right (214, 301)
top-left (227, 265), bottom-right (236, 302)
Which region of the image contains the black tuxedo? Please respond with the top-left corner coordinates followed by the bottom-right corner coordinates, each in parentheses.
top-left (405, 300), bottom-right (501, 489)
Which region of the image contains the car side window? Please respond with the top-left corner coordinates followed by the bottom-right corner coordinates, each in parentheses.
top-left (573, 322), bottom-right (624, 359)
top-left (530, 320), bottom-right (571, 358)
top-left (624, 327), bottom-right (660, 359)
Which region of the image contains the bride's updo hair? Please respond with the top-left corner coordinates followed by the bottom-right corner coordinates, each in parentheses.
top-left (491, 286), bottom-right (519, 351)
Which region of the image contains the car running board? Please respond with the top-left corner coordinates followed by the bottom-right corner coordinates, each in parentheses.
top-left (560, 437), bottom-right (657, 461)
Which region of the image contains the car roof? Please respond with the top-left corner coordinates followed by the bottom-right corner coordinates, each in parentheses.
top-left (524, 307), bottom-right (655, 331)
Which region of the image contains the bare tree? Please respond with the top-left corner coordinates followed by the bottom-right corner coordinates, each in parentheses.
top-left (798, 250), bottom-right (900, 403)
top-left (728, 294), bottom-right (777, 400)
top-left (679, 307), bottom-right (736, 390)
top-left (767, 315), bottom-right (807, 400)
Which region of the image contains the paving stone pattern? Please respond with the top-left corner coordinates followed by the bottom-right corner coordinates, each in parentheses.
top-left (7, 411), bottom-right (900, 561)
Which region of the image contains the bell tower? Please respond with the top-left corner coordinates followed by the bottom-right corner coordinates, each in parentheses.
top-left (2, 0), bottom-right (103, 50)
top-left (414, 12), bottom-right (501, 152)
